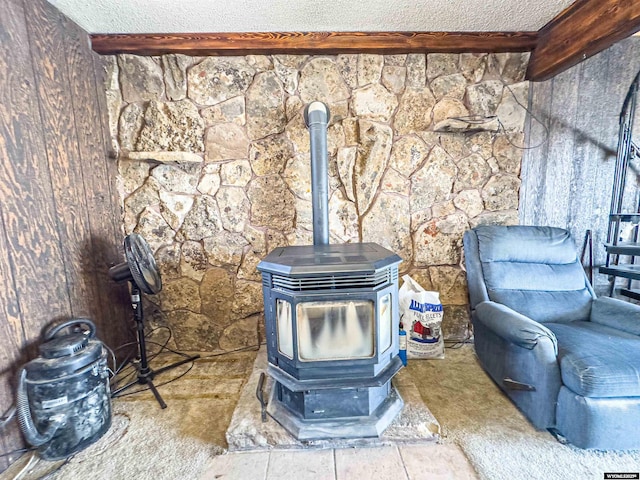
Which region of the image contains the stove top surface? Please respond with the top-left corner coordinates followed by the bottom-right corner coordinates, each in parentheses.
top-left (258, 242), bottom-right (402, 276)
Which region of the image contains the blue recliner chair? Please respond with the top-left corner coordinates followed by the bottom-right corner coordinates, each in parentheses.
top-left (463, 225), bottom-right (640, 450)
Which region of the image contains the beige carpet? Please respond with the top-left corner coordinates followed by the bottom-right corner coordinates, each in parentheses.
top-left (407, 345), bottom-right (640, 480)
top-left (0, 350), bottom-right (257, 480)
top-left (3, 346), bottom-right (640, 480)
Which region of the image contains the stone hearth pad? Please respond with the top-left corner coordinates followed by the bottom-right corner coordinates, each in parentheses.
top-left (226, 348), bottom-right (440, 451)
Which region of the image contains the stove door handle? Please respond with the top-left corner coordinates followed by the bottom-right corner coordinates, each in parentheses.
top-left (256, 372), bottom-right (268, 422)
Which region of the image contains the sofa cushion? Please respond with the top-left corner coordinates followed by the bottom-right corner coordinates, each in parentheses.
top-left (483, 261), bottom-right (588, 292)
top-left (474, 225), bottom-right (594, 323)
top-left (546, 321), bottom-right (640, 398)
top-left (476, 225), bottom-right (578, 264)
top-left (488, 289), bottom-right (593, 324)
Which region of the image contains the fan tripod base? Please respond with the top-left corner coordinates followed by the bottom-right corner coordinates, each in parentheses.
top-left (112, 354), bottom-right (200, 409)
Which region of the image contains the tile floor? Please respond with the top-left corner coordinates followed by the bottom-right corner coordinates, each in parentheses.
top-left (199, 444), bottom-right (478, 480)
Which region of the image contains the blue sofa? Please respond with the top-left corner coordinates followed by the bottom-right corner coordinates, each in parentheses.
top-left (463, 225), bottom-right (640, 450)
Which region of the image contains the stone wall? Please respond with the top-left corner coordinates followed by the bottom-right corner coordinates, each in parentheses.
top-left (106, 52), bottom-right (529, 351)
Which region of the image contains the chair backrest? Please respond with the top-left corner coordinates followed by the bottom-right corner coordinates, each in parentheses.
top-left (463, 225), bottom-right (595, 323)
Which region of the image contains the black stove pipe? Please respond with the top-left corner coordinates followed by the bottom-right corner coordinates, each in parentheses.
top-left (304, 101), bottom-right (331, 246)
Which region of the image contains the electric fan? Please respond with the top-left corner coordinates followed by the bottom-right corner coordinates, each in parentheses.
top-left (109, 233), bottom-right (199, 408)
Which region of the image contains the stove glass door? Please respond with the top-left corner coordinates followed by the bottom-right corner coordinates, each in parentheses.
top-left (276, 299), bottom-right (294, 358)
top-left (296, 300), bottom-right (374, 361)
top-left (379, 293), bottom-right (392, 353)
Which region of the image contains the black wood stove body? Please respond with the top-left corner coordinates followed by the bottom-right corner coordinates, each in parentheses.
top-left (257, 102), bottom-right (404, 440)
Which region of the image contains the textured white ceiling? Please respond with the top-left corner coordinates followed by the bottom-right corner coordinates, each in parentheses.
top-left (48, 0), bottom-right (575, 34)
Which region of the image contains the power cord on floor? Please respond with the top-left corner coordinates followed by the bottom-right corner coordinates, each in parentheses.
top-left (113, 326), bottom-right (173, 363)
top-left (109, 324), bottom-right (264, 399)
top-left (111, 360), bottom-right (196, 399)
top-left (103, 343), bottom-right (118, 379)
top-left (0, 406), bottom-right (34, 462)
top-left (444, 334), bottom-right (474, 349)
top-left (32, 454), bottom-right (75, 480)
top-left (111, 325), bottom-right (175, 381)
top-left (110, 324), bottom-right (190, 398)
top-left (198, 342), bottom-right (264, 359)
top-left (111, 343), bottom-right (263, 399)
top-left (0, 447), bottom-right (36, 459)
top-left (1, 405), bottom-right (16, 430)
top-left (12, 451), bottom-right (39, 480)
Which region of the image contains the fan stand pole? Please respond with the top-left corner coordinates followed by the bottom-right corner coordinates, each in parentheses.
top-left (111, 283), bottom-right (200, 409)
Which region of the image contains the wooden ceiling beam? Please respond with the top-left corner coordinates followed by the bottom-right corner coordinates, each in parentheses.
top-left (527, 0), bottom-right (640, 81)
top-left (90, 31), bottom-right (537, 56)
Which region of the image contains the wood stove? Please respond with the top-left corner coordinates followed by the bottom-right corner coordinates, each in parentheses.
top-left (257, 102), bottom-right (404, 440)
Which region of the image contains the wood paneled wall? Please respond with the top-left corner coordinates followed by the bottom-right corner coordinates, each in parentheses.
top-left (0, 0), bottom-right (132, 468)
top-left (521, 36), bottom-right (640, 292)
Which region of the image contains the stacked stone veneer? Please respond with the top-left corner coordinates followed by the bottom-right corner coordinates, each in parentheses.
top-left (106, 52), bottom-right (529, 351)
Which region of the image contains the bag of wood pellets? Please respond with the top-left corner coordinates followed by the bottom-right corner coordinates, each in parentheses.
top-left (399, 275), bottom-right (445, 359)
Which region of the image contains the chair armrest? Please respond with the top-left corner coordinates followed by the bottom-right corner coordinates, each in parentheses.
top-left (590, 297), bottom-right (640, 336)
top-left (475, 301), bottom-right (558, 354)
